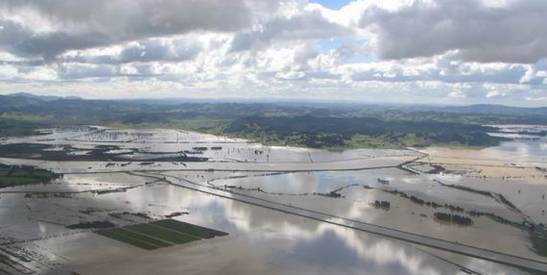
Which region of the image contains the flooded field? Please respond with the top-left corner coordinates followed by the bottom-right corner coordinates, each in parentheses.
top-left (0, 126), bottom-right (546, 274)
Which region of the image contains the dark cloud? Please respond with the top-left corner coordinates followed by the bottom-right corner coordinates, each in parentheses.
top-left (0, 20), bottom-right (109, 59)
top-left (360, 0), bottom-right (547, 63)
top-left (57, 63), bottom-right (118, 79)
top-left (230, 10), bottom-right (352, 52)
top-left (0, 0), bottom-right (254, 59)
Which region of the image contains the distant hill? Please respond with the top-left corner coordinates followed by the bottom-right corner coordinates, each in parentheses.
top-left (0, 93), bottom-right (545, 146)
top-left (0, 93), bottom-right (546, 124)
top-left (5, 92), bottom-right (81, 101)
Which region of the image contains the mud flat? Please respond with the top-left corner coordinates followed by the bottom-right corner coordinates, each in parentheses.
top-left (421, 145), bottom-right (547, 180)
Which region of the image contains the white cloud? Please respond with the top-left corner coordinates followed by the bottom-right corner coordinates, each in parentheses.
top-left (59, 38), bottom-right (202, 65)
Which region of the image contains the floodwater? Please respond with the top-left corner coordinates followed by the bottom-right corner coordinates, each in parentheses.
top-left (486, 124), bottom-right (547, 161)
top-left (0, 126), bottom-right (545, 274)
top-left (6, 182), bottom-right (523, 275)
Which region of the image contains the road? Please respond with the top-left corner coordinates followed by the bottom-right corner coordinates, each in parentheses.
top-left (0, 155), bottom-right (421, 174)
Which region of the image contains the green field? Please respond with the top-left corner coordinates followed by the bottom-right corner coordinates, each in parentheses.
top-left (95, 219), bottom-right (228, 250)
top-left (151, 219), bottom-right (228, 239)
top-left (96, 228), bottom-right (160, 250)
top-left (124, 223), bottom-right (200, 244)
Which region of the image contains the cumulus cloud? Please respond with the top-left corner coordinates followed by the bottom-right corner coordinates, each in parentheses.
top-left (349, 55), bottom-right (528, 84)
top-left (230, 10), bottom-right (352, 52)
top-left (360, 0), bottom-right (547, 63)
top-left (0, 0), bottom-right (545, 106)
top-left (60, 38), bottom-right (202, 64)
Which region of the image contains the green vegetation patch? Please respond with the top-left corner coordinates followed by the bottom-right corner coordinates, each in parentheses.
top-left (434, 212), bottom-right (474, 226)
top-left (67, 221), bottom-right (116, 229)
top-left (5, 94), bottom-right (545, 149)
top-left (95, 219), bottom-right (227, 250)
top-left (151, 219), bottom-right (228, 239)
top-left (222, 115), bottom-right (507, 149)
top-left (0, 164), bottom-right (60, 189)
top-left (531, 228), bottom-right (547, 257)
top-left (124, 223), bottom-right (200, 244)
top-left (96, 228), bottom-right (161, 250)
top-left (0, 117), bottom-right (46, 137)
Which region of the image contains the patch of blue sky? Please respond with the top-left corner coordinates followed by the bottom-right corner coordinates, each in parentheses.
top-left (311, 0), bottom-right (352, 10)
top-left (317, 38), bottom-right (343, 51)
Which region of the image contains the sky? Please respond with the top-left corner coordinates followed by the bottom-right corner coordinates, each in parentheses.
top-left (0, 0), bottom-right (546, 106)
